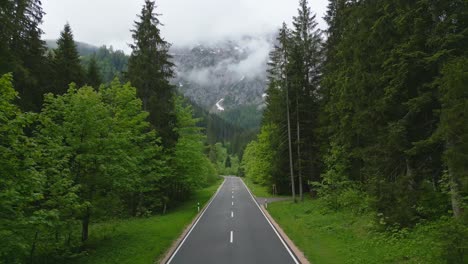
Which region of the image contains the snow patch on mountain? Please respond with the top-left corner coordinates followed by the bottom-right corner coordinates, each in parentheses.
top-left (216, 98), bottom-right (225, 111)
top-left (170, 35), bottom-right (274, 110)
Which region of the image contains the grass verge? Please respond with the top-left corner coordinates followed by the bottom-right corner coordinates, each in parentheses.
top-left (267, 198), bottom-right (450, 264)
top-left (242, 177), bottom-right (285, 198)
top-left (71, 179), bottom-right (223, 264)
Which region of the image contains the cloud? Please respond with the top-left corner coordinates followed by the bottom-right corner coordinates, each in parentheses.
top-left (227, 38), bottom-right (271, 79)
top-left (178, 36), bottom-right (271, 89)
top-left (41, 0), bottom-right (329, 52)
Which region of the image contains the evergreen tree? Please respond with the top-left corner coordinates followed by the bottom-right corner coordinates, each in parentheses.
top-left (81, 46), bottom-right (129, 83)
top-left (0, 0), bottom-right (48, 111)
top-left (86, 55), bottom-right (102, 88)
top-left (127, 0), bottom-right (177, 147)
top-left (263, 23), bottom-right (298, 197)
top-left (290, 0), bottom-right (323, 200)
top-left (52, 23), bottom-right (85, 94)
top-left (225, 155), bottom-right (232, 168)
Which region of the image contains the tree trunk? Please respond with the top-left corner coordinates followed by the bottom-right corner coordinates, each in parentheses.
top-left (142, 96), bottom-right (148, 112)
top-left (296, 96), bottom-right (303, 201)
top-left (29, 231), bottom-right (39, 264)
top-left (447, 140), bottom-right (463, 218)
top-left (449, 170), bottom-right (463, 218)
top-left (81, 206), bottom-right (90, 242)
top-left (131, 192), bottom-right (138, 217)
top-left (286, 82), bottom-right (296, 202)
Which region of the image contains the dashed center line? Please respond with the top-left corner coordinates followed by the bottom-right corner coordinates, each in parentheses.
top-left (232, 201), bottom-right (234, 206)
top-left (230, 231), bottom-right (233, 243)
top-left (231, 211), bottom-right (234, 218)
top-left (232, 195), bottom-right (234, 199)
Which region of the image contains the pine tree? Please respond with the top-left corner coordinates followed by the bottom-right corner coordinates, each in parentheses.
top-left (0, 0), bottom-right (48, 111)
top-left (265, 23), bottom-right (297, 199)
top-left (53, 23), bottom-right (85, 94)
top-left (86, 55), bottom-right (102, 88)
top-left (225, 155), bottom-right (232, 168)
top-left (290, 0), bottom-right (323, 201)
top-left (127, 0), bottom-right (177, 147)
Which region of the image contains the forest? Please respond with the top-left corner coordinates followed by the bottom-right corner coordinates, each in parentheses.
top-left (0, 0), bottom-right (242, 262)
top-left (1, 0), bottom-right (467, 263)
top-left (242, 0), bottom-right (467, 262)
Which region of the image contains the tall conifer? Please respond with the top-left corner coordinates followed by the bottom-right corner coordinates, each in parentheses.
top-left (128, 0), bottom-right (177, 147)
top-left (53, 23), bottom-right (85, 94)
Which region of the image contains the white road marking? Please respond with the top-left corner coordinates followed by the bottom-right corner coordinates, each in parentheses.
top-left (232, 201), bottom-right (234, 206)
top-left (230, 231), bottom-right (233, 243)
top-left (231, 211), bottom-right (234, 218)
top-left (240, 178), bottom-right (300, 264)
top-left (232, 195), bottom-right (234, 199)
top-left (166, 179), bottom-right (227, 264)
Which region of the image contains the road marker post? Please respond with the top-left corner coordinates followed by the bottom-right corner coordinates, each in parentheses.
top-left (265, 199), bottom-right (268, 209)
top-left (197, 202), bottom-right (200, 212)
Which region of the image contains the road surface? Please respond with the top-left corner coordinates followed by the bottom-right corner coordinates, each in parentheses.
top-left (166, 176), bottom-right (299, 264)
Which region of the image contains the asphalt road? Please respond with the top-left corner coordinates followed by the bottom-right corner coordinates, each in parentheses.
top-left (166, 176), bottom-right (299, 264)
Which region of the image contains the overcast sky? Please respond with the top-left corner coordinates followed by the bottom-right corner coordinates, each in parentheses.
top-left (42, 0), bottom-right (329, 52)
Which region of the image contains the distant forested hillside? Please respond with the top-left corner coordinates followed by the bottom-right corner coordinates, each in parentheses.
top-left (45, 39), bottom-right (99, 56)
top-left (45, 40), bottom-right (263, 132)
top-left (46, 41), bottom-right (129, 84)
top-left (81, 46), bottom-right (128, 83)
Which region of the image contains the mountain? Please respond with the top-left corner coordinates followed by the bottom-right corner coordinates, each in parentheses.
top-left (45, 36), bottom-right (273, 129)
top-left (170, 36), bottom-right (273, 127)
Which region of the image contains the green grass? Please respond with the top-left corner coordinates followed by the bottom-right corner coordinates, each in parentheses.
top-left (268, 198), bottom-right (448, 264)
top-left (72, 179), bottom-right (223, 264)
top-left (242, 177), bottom-right (285, 198)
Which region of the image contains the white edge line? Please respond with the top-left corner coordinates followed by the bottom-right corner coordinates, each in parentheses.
top-left (230, 230), bottom-right (233, 243)
top-left (166, 178), bottom-right (227, 264)
top-left (240, 178), bottom-right (300, 264)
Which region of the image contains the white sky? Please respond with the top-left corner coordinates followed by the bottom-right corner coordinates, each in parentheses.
top-left (41, 0), bottom-right (329, 52)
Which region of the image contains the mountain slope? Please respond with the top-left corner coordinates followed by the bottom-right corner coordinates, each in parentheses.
top-left (45, 37), bottom-right (271, 129)
top-left (170, 36), bottom-right (271, 116)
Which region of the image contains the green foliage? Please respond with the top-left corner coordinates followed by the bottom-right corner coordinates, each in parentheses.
top-left (127, 0), bottom-right (177, 147)
top-left (241, 2), bottom-right (468, 262)
top-left (52, 23), bottom-right (85, 94)
top-left (0, 0), bottom-right (49, 112)
top-left (268, 199), bottom-right (466, 264)
top-left (81, 45), bottom-right (129, 84)
top-left (242, 124), bottom-right (278, 187)
top-left (0, 74), bottom-right (80, 262)
top-left (0, 1), bottom-right (228, 262)
top-left (208, 143), bottom-right (240, 175)
top-left (172, 96), bottom-right (218, 194)
top-left (86, 56), bottom-right (102, 88)
top-left (438, 58), bottom-right (468, 218)
top-left (218, 104), bottom-right (262, 131)
top-left (317, 0), bottom-right (468, 228)
top-left (70, 181), bottom-right (221, 264)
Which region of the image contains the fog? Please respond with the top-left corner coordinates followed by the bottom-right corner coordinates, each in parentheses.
top-left (42, 0), bottom-right (328, 51)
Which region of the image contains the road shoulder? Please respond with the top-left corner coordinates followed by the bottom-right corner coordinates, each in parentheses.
top-left (240, 178), bottom-right (310, 264)
top-left (260, 204), bottom-right (311, 264)
top-left (156, 178), bottom-right (226, 264)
